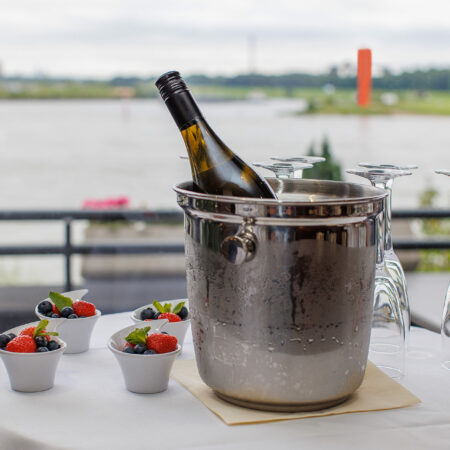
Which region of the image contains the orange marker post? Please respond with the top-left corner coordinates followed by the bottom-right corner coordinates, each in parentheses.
top-left (357, 49), bottom-right (372, 107)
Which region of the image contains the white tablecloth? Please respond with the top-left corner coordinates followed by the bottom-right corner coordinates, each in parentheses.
top-left (1, 313), bottom-right (450, 450)
top-left (407, 272), bottom-right (449, 333)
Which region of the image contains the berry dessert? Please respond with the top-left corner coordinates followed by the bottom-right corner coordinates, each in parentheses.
top-left (37, 292), bottom-right (97, 319)
top-left (122, 326), bottom-right (178, 355)
top-left (0, 320), bottom-right (60, 353)
top-left (140, 300), bottom-right (188, 322)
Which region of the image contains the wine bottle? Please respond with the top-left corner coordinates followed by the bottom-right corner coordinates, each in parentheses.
top-left (155, 71), bottom-right (276, 199)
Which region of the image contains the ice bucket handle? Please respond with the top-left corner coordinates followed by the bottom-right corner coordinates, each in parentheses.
top-left (220, 219), bottom-right (256, 265)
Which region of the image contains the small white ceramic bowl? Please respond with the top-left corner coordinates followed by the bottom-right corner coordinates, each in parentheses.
top-left (108, 321), bottom-right (180, 394)
top-left (0, 321), bottom-right (66, 392)
top-left (35, 289), bottom-right (101, 354)
top-left (131, 299), bottom-right (190, 351)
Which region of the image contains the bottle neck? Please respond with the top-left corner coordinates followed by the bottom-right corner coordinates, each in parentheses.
top-left (164, 90), bottom-right (203, 131)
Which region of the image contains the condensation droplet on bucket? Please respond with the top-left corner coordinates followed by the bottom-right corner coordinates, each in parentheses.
top-left (308, 338), bottom-right (314, 343)
top-left (267, 347), bottom-right (275, 352)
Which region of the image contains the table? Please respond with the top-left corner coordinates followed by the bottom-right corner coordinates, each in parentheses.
top-left (407, 272), bottom-right (449, 333)
top-left (1, 313), bottom-right (450, 450)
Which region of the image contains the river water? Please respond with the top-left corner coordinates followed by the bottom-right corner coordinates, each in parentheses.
top-left (0, 99), bottom-right (448, 284)
top-left (0, 98), bottom-right (449, 209)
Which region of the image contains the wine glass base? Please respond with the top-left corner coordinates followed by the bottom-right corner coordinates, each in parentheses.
top-left (407, 349), bottom-right (434, 360)
top-left (369, 343), bottom-right (405, 379)
top-left (375, 365), bottom-right (404, 380)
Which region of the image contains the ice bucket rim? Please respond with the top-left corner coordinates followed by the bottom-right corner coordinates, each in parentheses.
top-left (173, 178), bottom-right (387, 207)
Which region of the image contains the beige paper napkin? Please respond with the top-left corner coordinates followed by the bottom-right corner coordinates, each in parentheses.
top-left (171, 360), bottom-right (420, 425)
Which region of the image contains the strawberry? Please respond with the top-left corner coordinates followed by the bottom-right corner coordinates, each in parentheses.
top-left (158, 312), bottom-right (181, 323)
top-left (52, 304), bottom-right (60, 316)
top-left (6, 335), bottom-right (37, 353)
top-left (146, 333), bottom-right (178, 354)
top-left (73, 300), bottom-right (96, 317)
top-left (20, 327), bottom-right (50, 341)
top-left (123, 342), bottom-right (135, 350)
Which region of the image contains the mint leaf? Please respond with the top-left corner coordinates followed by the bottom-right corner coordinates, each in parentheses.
top-left (152, 300), bottom-right (165, 314)
top-left (172, 301), bottom-right (185, 314)
top-left (163, 303), bottom-right (172, 313)
top-left (42, 332), bottom-right (59, 337)
top-left (33, 319), bottom-right (49, 338)
top-left (49, 292), bottom-right (73, 311)
top-left (125, 327), bottom-right (151, 346)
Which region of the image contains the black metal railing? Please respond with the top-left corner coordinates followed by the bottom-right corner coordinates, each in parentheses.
top-left (0, 209), bottom-right (448, 291)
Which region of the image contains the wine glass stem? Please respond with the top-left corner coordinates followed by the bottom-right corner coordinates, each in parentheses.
top-left (373, 179), bottom-right (393, 254)
top-left (376, 209), bottom-right (385, 267)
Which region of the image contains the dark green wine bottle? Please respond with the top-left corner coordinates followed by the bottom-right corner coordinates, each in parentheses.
top-left (155, 71), bottom-right (276, 199)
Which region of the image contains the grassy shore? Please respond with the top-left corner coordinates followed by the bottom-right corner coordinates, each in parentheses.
top-left (192, 86), bottom-right (450, 115)
top-left (1, 81), bottom-right (450, 115)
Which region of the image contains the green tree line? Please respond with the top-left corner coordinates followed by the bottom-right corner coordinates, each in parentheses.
top-left (185, 68), bottom-right (450, 90)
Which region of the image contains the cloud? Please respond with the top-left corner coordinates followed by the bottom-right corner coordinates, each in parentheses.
top-left (0, 0), bottom-right (449, 76)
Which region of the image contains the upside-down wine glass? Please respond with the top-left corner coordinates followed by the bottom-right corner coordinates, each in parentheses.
top-left (253, 161), bottom-right (313, 179)
top-left (357, 164), bottom-right (417, 343)
top-left (347, 168), bottom-right (408, 378)
top-left (270, 156), bottom-right (325, 178)
top-left (435, 169), bottom-right (450, 370)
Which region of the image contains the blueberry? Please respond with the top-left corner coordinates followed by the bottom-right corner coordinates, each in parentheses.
top-left (37, 346), bottom-right (49, 352)
top-left (47, 340), bottom-right (60, 351)
top-left (67, 314), bottom-right (78, 319)
top-left (60, 307), bottom-right (74, 318)
top-left (37, 301), bottom-right (53, 314)
top-left (34, 336), bottom-right (47, 347)
top-left (7, 333), bottom-right (16, 340)
top-left (134, 343), bottom-right (147, 354)
top-left (140, 308), bottom-right (155, 321)
top-left (177, 306), bottom-right (189, 320)
top-left (0, 334), bottom-right (11, 349)
top-left (143, 349), bottom-right (156, 355)
top-left (153, 312), bottom-right (161, 320)
top-left (123, 347), bottom-right (135, 354)
top-left (51, 313), bottom-right (60, 318)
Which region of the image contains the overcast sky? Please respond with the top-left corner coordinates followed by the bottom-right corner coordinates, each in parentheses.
top-left (1, 0), bottom-right (450, 78)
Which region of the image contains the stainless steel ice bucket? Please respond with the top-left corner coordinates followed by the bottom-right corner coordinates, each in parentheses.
top-left (174, 178), bottom-right (386, 411)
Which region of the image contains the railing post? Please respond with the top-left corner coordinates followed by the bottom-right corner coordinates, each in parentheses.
top-left (64, 218), bottom-right (72, 292)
